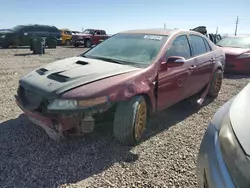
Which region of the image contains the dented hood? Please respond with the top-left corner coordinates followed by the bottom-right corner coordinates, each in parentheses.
top-left (229, 82), bottom-right (250, 155)
top-left (19, 56), bottom-right (141, 98)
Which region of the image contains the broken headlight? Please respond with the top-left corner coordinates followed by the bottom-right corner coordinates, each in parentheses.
top-left (47, 96), bottom-right (109, 110)
top-left (219, 115), bottom-right (250, 187)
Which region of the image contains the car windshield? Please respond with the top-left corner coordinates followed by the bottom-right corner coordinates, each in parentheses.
top-left (82, 33), bottom-right (168, 66)
top-left (11, 25), bottom-right (24, 32)
top-left (217, 37), bottom-right (250, 48)
top-left (83, 29), bottom-right (94, 34)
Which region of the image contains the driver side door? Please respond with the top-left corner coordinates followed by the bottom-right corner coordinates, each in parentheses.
top-left (157, 35), bottom-right (196, 111)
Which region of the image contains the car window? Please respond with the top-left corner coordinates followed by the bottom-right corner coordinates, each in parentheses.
top-left (166, 35), bottom-right (191, 59)
top-left (203, 38), bottom-right (211, 52)
top-left (83, 33), bottom-right (168, 66)
top-left (190, 35), bottom-right (208, 56)
top-left (95, 30), bottom-right (101, 35)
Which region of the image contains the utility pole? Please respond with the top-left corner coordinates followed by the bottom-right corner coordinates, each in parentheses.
top-left (216, 27), bottom-right (218, 34)
top-left (235, 16), bottom-right (239, 36)
top-left (164, 23), bottom-right (166, 29)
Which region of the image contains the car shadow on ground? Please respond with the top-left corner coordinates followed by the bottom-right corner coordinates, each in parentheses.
top-left (14, 53), bottom-right (36, 56)
top-left (0, 46), bottom-right (31, 49)
top-left (61, 46), bottom-right (89, 49)
top-left (0, 96), bottom-right (213, 187)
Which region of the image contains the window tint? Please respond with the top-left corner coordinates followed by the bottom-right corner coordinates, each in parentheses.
top-left (166, 35), bottom-right (191, 59)
top-left (190, 35), bottom-right (207, 56)
top-left (203, 38), bottom-right (211, 52)
top-left (95, 30), bottom-right (101, 35)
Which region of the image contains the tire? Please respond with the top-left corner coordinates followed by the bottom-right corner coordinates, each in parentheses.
top-left (65, 39), bottom-right (71, 46)
top-left (51, 39), bottom-right (57, 48)
top-left (113, 95), bottom-right (148, 146)
top-left (84, 39), bottom-right (92, 48)
top-left (73, 43), bottom-right (79, 47)
top-left (207, 69), bottom-right (223, 98)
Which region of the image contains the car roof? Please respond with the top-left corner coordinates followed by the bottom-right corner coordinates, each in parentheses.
top-left (119, 28), bottom-right (202, 36)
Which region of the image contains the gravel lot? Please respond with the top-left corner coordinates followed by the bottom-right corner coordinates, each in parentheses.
top-left (0, 47), bottom-right (249, 188)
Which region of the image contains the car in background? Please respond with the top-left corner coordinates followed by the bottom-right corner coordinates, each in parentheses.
top-left (72, 29), bottom-right (109, 48)
top-left (0, 24), bottom-right (61, 48)
top-left (197, 82), bottom-right (250, 188)
top-left (59, 29), bottom-right (72, 46)
top-left (217, 36), bottom-right (250, 75)
top-left (15, 28), bottom-right (225, 146)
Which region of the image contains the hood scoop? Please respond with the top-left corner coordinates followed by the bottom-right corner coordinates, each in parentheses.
top-left (36, 68), bottom-right (48, 75)
top-left (75, 60), bottom-right (89, 65)
top-left (47, 72), bottom-right (70, 83)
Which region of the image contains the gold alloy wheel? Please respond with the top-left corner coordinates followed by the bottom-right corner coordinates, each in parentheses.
top-left (215, 73), bottom-right (223, 93)
top-left (134, 100), bottom-right (147, 141)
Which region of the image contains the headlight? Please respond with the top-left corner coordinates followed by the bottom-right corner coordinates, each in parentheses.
top-left (219, 115), bottom-right (250, 187)
top-left (47, 96), bottom-right (109, 110)
top-left (236, 53), bottom-right (250, 59)
top-left (0, 35), bottom-right (5, 38)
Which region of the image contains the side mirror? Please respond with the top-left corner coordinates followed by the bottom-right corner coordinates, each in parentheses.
top-left (166, 56), bottom-right (185, 67)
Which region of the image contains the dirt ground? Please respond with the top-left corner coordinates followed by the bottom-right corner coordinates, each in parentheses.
top-left (0, 46), bottom-right (249, 188)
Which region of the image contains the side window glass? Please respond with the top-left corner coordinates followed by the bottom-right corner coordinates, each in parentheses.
top-left (166, 35), bottom-right (191, 59)
top-left (203, 38), bottom-right (211, 52)
top-left (190, 35), bottom-right (207, 56)
top-left (95, 30), bottom-right (101, 35)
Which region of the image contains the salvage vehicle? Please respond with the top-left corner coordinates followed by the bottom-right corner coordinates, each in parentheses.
top-left (217, 36), bottom-right (250, 75)
top-left (0, 24), bottom-right (61, 48)
top-left (72, 29), bottom-right (109, 48)
top-left (197, 82), bottom-right (250, 188)
top-left (59, 29), bottom-right (72, 46)
top-left (15, 29), bottom-right (225, 146)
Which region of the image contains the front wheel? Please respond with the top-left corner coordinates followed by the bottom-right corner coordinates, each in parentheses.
top-left (84, 39), bottom-right (92, 48)
top-left (207, 69), bottom-right (223, 98)
top-left (113, 96), bottom-right (148, 146)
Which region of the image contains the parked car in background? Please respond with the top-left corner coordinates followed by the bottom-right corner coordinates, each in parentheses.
top-left (197, 82), bottom-right (250, 188)
top-left (59, 29), bottom-right (72, 46)
top-left (217, 36), bottom-right (250, 75)
top-left (0, 24), bottom-right (61, 48)
top-left (15, 28), bottom-right (225, 146)
top-left (72, 29), bottom-right (109, 47)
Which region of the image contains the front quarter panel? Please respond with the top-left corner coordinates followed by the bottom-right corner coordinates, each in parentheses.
top-left (61, 67), bottom-right (158, 111)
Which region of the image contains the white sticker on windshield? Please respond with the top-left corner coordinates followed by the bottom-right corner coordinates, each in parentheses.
top-left (143, 35), bottom-right (163, 41)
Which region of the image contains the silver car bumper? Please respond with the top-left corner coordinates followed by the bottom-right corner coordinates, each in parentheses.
top-left (197, 123), bottom-right (235, 188)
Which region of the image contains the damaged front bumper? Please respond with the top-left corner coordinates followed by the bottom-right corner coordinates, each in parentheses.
top-left (15, 95), bottom-right (112, 141)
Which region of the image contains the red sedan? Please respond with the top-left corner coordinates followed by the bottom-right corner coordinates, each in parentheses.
top-left (15, 29), bottom-right (225, 145)
top-left (217, 36), bottom-right (250, 75)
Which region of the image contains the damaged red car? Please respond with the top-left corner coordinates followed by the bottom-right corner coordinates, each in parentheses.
top-left (217, 36), bottom-right (250, 75)
top-left (15, 29), bottom-right (225, 146)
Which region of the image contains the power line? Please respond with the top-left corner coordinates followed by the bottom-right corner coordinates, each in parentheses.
top-left (235, 16), bottom-right (239, 36)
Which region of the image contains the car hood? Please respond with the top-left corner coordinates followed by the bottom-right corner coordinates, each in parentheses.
top-left (222, 47), bottom-right (250, 56)
top-left (229, 82), bottom-right (250, 155)
top-left (19, 56), bottom-right (141, 98)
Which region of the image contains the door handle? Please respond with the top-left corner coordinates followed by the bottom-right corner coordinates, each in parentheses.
top-left (210, 57), bottom-right (215, 62)
top-left (189, 65), bottom-right (196, 70)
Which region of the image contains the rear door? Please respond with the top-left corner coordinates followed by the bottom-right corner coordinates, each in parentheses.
top-left (188, 34), bottom-right (215, 94)
top-left (157, 35), bottom-right (196, 110)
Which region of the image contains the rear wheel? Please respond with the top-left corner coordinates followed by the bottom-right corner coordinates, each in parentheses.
top-left (113, 95), bottom-right (148, 146)
top-left (208, 69), bottom-right (223, 98)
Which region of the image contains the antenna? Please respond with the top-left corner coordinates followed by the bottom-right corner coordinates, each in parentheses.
top-left (235, 16), bottom-right (239, 36)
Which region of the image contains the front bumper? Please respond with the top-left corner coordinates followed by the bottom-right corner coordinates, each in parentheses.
top-left (72, 40), bottom-right (85, 45)
top-left (197, 123), bottom-right (235, 188)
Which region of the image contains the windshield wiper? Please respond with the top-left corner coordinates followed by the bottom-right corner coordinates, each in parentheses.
top-left (84, 55), bottom-right (125, 64)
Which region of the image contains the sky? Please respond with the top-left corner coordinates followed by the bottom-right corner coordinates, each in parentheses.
top-left (0, 0), bottom-right (249, 35)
